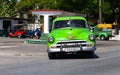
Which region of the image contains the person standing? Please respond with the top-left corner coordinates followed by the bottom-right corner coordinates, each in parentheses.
top-left (34, 26), bottom-right (42, 39)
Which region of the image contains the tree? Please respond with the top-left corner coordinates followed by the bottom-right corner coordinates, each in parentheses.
top-left (0, 0), bottom-right (119, 23)
top-left (80, 0), bottom-right (113, 23)
top-left (0, 0), bottom-right (18, 17)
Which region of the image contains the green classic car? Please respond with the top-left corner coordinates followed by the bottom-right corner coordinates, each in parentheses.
top-left (47, 16), bottom-right (96, 59)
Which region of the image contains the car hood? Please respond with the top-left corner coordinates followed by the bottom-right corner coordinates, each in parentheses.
top-left (50, 27), bottom-right (92, 41)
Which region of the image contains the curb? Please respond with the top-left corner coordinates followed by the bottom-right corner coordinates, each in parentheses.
top-left (24, 39), bottom-right (47, 44)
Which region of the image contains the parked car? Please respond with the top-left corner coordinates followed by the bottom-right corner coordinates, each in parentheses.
top-left (92, 24), bottom-right (112, 40)
top-left (9, 30), bottom-right (27, 38)
top-left (47, 16), bottom-right (96, 59)
top-left (9, 24), bottom-right (28, 38)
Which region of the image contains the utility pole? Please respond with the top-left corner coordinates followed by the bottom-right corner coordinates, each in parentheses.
top-left (99, 0), bottom-right (102, 23)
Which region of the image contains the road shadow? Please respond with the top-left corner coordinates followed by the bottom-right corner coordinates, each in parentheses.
top-left (53, 53), bottom-right (99, 60)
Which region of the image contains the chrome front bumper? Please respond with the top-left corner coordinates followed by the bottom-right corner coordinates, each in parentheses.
top-left (47, 46), bottom-right (96, 53)
top-left (47, 40), bottom-right (96, 53)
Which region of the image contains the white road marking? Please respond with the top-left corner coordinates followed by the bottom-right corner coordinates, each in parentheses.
top-left (0, 46), bottom-right (18, 48)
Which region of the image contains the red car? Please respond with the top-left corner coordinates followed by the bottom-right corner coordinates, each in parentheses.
top-left (9, 30), bottom-right (27, 38)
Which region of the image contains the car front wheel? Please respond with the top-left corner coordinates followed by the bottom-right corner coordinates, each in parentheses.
top-left (87, 51), bottom-right (95, 57)
top-left (81, 51), bottom-right (95, 57)
top-left (48, 53), bottom-right (56, 59)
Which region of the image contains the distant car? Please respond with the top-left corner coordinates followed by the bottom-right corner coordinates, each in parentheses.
top-left (47, 16), bottom-right (96, 59)
top-left (92, 24), bottom-right (112, 40)
top-left (9, 30), bottom-right (27, 38)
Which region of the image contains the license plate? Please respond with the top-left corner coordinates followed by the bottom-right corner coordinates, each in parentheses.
top-left (63, 48), bottom-right (80, 52)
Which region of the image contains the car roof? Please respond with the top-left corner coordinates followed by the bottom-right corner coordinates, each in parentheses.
top-left (53, 16), bottom-right (86, 22)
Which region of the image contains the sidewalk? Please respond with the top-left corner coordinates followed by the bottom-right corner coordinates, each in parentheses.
top-left (0, 37), bottom-right (47, 56)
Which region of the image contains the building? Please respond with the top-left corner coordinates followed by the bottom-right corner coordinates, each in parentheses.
top-left (30, 10), bottom-right (86, 33)
top-left (0, 17), bottom-right (29, 37)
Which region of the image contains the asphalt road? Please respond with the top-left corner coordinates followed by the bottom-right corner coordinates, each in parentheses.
top-left (0, 37), bottom-right (47, 56)
top-left (0, 38), bottom-right (120, 75)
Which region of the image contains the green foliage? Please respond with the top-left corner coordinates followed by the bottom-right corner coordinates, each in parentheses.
top-left (0, 0), bottom-right (18, 17)
top-left (39, 0), bottom-right (57, 9)
top-left (0, 0), bottom-right (119, 23)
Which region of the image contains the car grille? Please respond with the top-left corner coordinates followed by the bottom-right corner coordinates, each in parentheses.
top-left (56, 40), bottom-right (87, 48)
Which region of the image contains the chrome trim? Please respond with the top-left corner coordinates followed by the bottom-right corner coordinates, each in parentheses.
top-left (47, 40), bottom-right (96, 53)
top-left (48, 46), bottom-right (96, 52)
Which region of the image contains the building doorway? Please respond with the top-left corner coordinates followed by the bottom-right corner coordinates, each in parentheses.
top-left (3, 20), bottom-right (11, 36)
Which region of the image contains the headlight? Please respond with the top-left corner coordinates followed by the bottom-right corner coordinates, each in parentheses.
top-left (48, 36), bottom-right (54, 43)
top-left (89, 34), bottom-right (95, 41)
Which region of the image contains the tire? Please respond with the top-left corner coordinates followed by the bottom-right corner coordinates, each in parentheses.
top-left (83, 51), bottom-right (94, 57)
top-left (18, 34), bottom-right (22, 39)
top-left (87, 51), bottom-right (94, 57)
top-left (48, 53), bottom-right (56, 59)
top-left (100, 35), bottom-right (105, 40)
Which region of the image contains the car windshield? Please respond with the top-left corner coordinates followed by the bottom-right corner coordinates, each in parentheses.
top-left (54, 20), bottom-right (87, 29)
